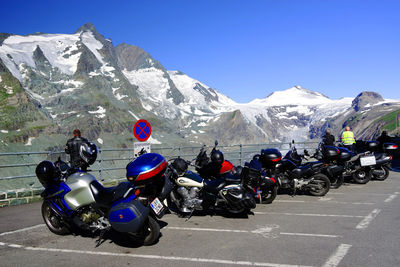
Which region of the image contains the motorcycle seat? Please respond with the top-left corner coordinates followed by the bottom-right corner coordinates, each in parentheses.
top-left (224, 173), bottom-right (242, 184)
top-left (203, 178), bottom-right (226, 195)
top-left (90, 181), bottom-right (134, 207)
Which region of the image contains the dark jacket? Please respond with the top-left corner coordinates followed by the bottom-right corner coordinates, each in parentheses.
top-left (377, 134), bottom-right (391, 151)
top-left (65, 136), bottom-right (88, 168)
top-left (322, 133), bottom-right (335, 146)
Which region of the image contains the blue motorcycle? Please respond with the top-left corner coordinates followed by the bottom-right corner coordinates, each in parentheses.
top-left (37, 152), bottom-right (170, 246)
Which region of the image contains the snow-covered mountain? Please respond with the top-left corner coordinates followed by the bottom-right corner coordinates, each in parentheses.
top-left (1, 23), bottom-right (400, 152)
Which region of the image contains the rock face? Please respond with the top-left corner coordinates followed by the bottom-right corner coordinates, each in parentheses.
top-left (0, 23), bottom-right (399, 152)
top-left (352, 91), bottom-right (384, 112)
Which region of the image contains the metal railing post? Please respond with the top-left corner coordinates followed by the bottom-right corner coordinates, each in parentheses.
top-left (99, 149), bottom-right (103, 181)
top-left (239, 144), bottom-right (243, 166)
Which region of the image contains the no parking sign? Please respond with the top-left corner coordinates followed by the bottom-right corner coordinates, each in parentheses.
top-left (133, 119), bottom-right (152, 158)
top-left (133, 119), bottom-right (151, 142)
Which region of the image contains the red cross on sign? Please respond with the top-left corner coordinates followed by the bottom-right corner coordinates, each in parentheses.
top-left (133, 119), bottom-right (152, 142)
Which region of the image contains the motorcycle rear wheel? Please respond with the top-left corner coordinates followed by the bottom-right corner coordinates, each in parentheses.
top-left (308, 174), bottom-right (330, 196)
top-left (129, 216), bottom-right (160, 246)
top-left (41, 201), bottom-right (70, 235)
top-left (352, 168), bottom-right (371, 184)
top-left (330, 175), bottom-right (344, 189)
top-left (261, 186), bottom-right (278, 204)
top-left (373, 166), bottom-right (390, 181)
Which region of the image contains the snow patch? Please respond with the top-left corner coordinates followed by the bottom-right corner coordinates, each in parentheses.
top-left (1, 130), bottom-right (9, 133)
top-left (88, 106), bottom-right (106, 119)
top-left (128, 110), bottom-right (139, 120)
top-left (25, 137), bottom-right (35, 146)
top-left (97, 138), bottom-right (103, 144)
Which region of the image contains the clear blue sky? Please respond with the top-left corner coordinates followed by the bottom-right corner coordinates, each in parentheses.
top-left (1, 0), bottom-right (399, 102)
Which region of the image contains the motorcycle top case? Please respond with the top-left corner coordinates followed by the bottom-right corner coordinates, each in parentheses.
top-left (367, 141), bottom-right (379, 151)
top-left (126, 153), bottom-right (167, 185)
top-left (260, 148), bottom-right (282, 168)
top-left (109, 198), bottom-right (149, 233)
top-left (322, 146), bottom-right (340, 160)
top-left (338, 147), bottom-right (352, 162)
top-left (383, 143), bottom-right (398, 151)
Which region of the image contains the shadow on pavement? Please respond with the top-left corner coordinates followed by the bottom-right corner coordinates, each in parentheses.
top-left (391, 159), bottom-right (400, 172)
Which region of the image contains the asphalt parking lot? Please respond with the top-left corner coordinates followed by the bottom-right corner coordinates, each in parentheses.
top-left (1, 171), bottom-right (400, 267)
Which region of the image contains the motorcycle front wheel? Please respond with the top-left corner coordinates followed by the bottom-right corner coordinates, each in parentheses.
top-left (260, 186), bottom-right (278, 204)
top-left (352, 168), bottom-right (371, 184)
top-left (41, 201), bottom-right (70, 235)
top-left (373, 166), bottom-right (390, 181)
top-left (128, 216), bottom-right (160, 246)
top-left (308, 174), bottom-right (330, 196)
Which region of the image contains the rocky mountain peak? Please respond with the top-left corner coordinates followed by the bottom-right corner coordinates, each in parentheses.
top-left (352, 91), bottom-right (383, 111)
top-left (115, 43), bottom-right (164, 71)
top-left (75, 22), bottom-right (99, 35)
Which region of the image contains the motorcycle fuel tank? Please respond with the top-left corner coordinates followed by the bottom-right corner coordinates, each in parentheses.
top-left (64, 172), bottom-right (97, 210)
top-left (177, 171), bottom-right (204, 187)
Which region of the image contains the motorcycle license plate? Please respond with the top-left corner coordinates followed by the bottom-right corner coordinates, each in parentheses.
top-left (360, 156), bottom-right (376, 166)
top-left (150, 197), bottom-right (164, 216)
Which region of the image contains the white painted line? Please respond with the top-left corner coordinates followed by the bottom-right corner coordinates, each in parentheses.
top-left (165, 226), bottom-right (248, 233)
top-left (276, 199), bottom-right (374, 205)
top-left (280, 232), bottom-right (340, 238)
top-left (275, 200), bottom-right (306, 203)
top-left (166, 226), bottom-right (340, 239)
top-left (0, 241), bottom-right (314, 267)
top-left (356, 209), bottom-right (381, 230)
top-left (254, 212), bottom-right (364, 218)
top-left (0, 224), bottom-right (45, 237)
top-left (384, 192), bottom-right (399, 203)
top-left (322, 244), bottom-right (352, 267)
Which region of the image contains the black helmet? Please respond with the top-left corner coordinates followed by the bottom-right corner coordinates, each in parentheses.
top-left (36, 161), bottom-right (59, 187)
top-left (210, 149), bottom-right (224, 165)
top-left (172, 158), bottom-right (188, 176)
top-left (79, 142), bottom-right (98, 165)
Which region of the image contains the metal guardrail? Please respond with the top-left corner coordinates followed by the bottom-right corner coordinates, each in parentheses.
top-left (0, 141), bottom-right (320, 190)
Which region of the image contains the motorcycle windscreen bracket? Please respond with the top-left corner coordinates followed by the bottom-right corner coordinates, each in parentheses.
top-left (360, 155), bottom-right (376, 166)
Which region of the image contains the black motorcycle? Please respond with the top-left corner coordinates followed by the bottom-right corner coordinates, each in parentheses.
top-left (165, 150), bottom-right (256, 217)
top-left (261, 142), bottom-right (331, 196)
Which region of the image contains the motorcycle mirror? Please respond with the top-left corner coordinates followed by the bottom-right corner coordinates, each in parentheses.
top-left (215, 140), bottom-right (218, 147)
top-left (292, 140), bottom-right (295, 144)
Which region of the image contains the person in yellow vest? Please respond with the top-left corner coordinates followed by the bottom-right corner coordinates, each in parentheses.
top-left (341, 126), bottom-right (356, 152)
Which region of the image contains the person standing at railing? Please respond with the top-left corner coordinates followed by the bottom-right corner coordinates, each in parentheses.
top-left (341, 126), bottom-right (356, 152)
top-left (322, 129), bottom-right (335, 146)
top-left (65, 129), bottom-right (89, 171)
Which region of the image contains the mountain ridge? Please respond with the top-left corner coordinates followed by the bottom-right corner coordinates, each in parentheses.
top-left (1, 23), bottom-right (399, 152)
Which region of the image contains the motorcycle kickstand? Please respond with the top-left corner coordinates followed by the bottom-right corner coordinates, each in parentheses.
top-left (185, 210), bottom-right (195, 222)
top-left (95, 229), bottom-right (107, 247)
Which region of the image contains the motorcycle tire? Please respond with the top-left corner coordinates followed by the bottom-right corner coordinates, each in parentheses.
top-left (330, 175), bottom-right (344, 189)
top-left (373, 166), bottom-right (390, 181)
top-left (308, 174), bottom-right (330, 196)
top-left (261, 186), bottom-right (278, 204)
top-left (129, 216), bottom-right (160, 246)
top-left (41, 201), bottom-right (70, 235)
top-left (352, 168), bottom-right (371, 184)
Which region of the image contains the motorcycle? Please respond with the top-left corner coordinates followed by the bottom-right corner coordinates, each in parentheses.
top-left (238, 155), bottom-right (279, 204)
top-left (166, 143), bottom-right (256, 216)
top-left (37, 152), bottom-right (171, 246)
top-left (261, 142), bottom-right (331, 196)
top-left (354, 141), bottom-right (396, 181)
